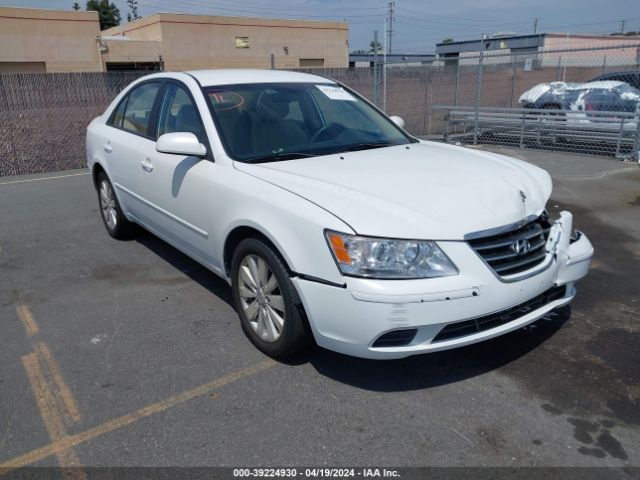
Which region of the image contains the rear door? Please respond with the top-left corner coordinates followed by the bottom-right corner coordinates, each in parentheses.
top-left (136, 81), bottom-right (219, 267)
top-left (104, 81), bottom-right (162, 221)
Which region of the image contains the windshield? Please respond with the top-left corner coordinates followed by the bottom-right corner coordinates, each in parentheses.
top-left (203, 82), bottom-right (413, 163)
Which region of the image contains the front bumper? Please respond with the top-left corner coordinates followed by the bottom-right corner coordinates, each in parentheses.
top-left (293, 211), bottom-right (593, 359)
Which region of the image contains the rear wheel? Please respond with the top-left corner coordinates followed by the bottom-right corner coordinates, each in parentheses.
top-left (231, 238), bottom-right (311, 358)
top-left (97, 172), bottom-right (135, 239)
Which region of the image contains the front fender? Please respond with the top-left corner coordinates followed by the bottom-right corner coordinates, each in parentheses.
top-left (214, 170), bottom-right (353, 286)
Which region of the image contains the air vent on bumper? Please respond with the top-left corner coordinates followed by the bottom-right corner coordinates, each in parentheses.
top-left (372, 329), bottom-right (418, 347)
top-left (432, 285), bottom-right (566, 342)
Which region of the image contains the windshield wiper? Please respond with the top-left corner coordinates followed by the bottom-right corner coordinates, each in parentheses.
top-left (338, 141), bottom-right (393, 153)
top-left (246, 152), bottom-right (315, 163)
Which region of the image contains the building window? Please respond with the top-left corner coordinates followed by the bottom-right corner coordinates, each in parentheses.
top-left (235, 37), bottom-right (250, 48)
top-left (299, 58), bottom-right (324, 68)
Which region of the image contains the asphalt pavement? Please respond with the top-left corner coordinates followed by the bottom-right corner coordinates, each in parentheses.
top-left (0, 148), bottom-right (638, 473)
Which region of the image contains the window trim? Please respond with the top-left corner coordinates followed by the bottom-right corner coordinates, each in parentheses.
top-left (105, 79), bottom-right (163, 141)
top-left (155, 79), bottom-right (213, 161)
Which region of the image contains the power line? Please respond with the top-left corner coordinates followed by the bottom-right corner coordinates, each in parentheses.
top-left (386, 1), bottom-right (395, 54)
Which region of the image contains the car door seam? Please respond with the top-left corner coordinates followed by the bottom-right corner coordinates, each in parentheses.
top-left (114, 182), bottom-right (209, 238)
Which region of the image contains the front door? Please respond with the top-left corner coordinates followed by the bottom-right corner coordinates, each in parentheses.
top-left (137, 82), bottom-right (218, 268)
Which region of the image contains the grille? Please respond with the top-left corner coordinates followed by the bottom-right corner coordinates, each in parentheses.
top-left (372, 329), bottom-right (418, 348)
top-left (468, 215), bottom-right (552, 277)
top-left (432, 285), bottom-right (566, 343)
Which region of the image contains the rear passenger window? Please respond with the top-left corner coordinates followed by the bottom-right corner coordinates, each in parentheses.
top-left (121, 83), bottom-right (161, 136)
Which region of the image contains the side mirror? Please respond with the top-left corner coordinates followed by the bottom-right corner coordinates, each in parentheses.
top-left (389, 116), bottom-right (405, 129)
top-left (156, 132), bottom-right (207, 157)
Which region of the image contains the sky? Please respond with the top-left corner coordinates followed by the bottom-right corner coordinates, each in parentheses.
top-left (6, 0), bottom-right (640, 52)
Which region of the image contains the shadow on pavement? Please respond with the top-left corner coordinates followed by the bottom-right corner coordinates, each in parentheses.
top-left (285, 306), bottom-right (571, 392)
top-left (134, 229), bottom-right (234, 308)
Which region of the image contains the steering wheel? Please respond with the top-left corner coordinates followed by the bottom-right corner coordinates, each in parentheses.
top-left (310, 122), bottom-right (347, 143)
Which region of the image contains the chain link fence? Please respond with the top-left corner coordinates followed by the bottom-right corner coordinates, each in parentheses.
top-left (0, 71), bottom-right (147, 176)
top-left (1, 43), bottom-right (640, 176)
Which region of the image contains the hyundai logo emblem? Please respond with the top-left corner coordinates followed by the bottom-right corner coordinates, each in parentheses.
top-left (511, 238), bottom-right (531, 255)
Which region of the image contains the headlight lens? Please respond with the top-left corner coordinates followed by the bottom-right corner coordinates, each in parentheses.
top-left (325, 230), bottom-right (458, 279)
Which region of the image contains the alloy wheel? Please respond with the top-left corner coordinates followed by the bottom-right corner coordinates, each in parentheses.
top-left (99, 179), bottom-right (117, 231)
top-left (238, 254), bottom-right (285, 342)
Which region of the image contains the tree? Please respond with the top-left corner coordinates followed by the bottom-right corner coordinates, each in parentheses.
top-left (126, 0), bottom-right (140, 23)
top-left (72, 2), bottom-right (80, 10)
top-left (86, 0), bottom-right (121, 30)
top-left (441, 38), bottom-right (454, 43)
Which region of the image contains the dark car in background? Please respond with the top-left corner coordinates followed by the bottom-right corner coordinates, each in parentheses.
top-left (589, 70), bottom-right (640, 90)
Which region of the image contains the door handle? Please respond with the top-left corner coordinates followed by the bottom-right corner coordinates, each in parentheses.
top-left (103, 142), bottom-right (112, 153)
top-left (141, 158), bottom-right (154, 173)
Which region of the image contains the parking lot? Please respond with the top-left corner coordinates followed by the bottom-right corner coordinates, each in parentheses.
top-left (0, 147), bottom-right (639, 473)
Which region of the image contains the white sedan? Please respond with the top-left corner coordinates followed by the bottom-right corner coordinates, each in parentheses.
top-left (86, 69), bottom-right (593, 359)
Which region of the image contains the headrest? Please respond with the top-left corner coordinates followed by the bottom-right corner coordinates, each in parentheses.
top-left (176, 104), bottom-right (199, 132)
top-left (256, 94), bottom-right (290, 122)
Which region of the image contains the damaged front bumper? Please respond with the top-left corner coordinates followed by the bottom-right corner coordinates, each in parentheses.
top-left (293, 211), bottom-right (593, 359)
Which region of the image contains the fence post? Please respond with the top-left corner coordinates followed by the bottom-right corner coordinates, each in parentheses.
top-left (270, 53), bottom-right (275, 70)
top-left (454, 61), bottom-right (459, 106)
top-left (473, 35), bottom-right (484, 145)
top-left (510, 55), bottom-right (517, 108)
top-left (633, 115), bottom-right (640, 162)
top-left (372, 30), bottom-right (380, 107)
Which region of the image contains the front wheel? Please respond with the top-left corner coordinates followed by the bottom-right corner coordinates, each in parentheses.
top-left (231, 238), bottom-right (312, 358)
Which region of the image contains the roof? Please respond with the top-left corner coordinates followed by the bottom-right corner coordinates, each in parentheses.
top-left (436, 32), bottom-right (640, 55)
top-left (186, 69), bottom-right (333, 86)
top-left (103, 12), bottom-right (348, 37)
top-left (349, 53), bottom-right (435, 63)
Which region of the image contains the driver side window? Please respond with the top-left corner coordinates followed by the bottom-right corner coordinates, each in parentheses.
top-left (157, 84), bottom-right (206, 144)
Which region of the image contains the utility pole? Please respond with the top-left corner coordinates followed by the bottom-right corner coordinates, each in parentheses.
top-left (386, 1), bottom-right (395, 54)
top-left (621, 20), bottom-right (626, 34)
top-left (373, 30), bottom-right (381, 107)
top-left (533, 17), bottom-right (538, 34)
top-left (473, 33), bottom-right (485, 145)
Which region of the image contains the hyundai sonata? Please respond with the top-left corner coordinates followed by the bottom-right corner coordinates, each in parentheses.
top-left (86, 70), bottom-right (593, 359)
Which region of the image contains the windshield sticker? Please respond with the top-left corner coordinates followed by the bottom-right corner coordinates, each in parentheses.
top-left (316, 85), bottom-right (356, 101)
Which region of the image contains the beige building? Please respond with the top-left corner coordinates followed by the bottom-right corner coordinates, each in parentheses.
top-left (0, 7), bottom-right (349, 73)
top-left (0, 7), bottom-right (102, 73)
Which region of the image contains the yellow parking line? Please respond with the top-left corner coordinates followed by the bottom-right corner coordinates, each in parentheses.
top-left (0, 359), bottom-right (276, 473)
top-left (35, 342), bottom-right (82, 423)
top-left (20, 354), bottom-right (87, 480)
top-left (16, 304), bottom-right (38, 337)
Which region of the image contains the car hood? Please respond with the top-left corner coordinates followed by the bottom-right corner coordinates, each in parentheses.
top-left (234, 142), bottom-right (552, 240)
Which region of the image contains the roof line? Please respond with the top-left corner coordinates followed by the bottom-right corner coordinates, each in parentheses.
top-left (0, 14), bottom-right (97, 23)
top-left (119, 17), bottom-right (348, 35)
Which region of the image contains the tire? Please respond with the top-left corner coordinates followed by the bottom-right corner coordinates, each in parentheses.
top-left (231, 237), bottom-right (312, 358)
top-left (96, 171), bottom-right (135, 239)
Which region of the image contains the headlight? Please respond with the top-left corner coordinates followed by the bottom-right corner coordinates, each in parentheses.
top-left (325, 230), bottom-right (458, 279)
